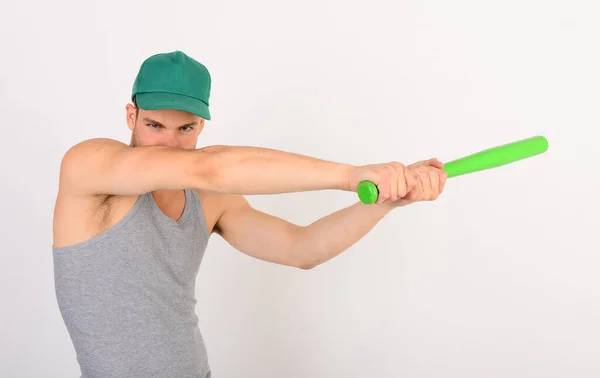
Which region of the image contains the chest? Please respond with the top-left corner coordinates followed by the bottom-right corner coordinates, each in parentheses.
top-left (105, 190), bottom-right (222, 235)
top-left (150, 191), bottom-right (187, 222)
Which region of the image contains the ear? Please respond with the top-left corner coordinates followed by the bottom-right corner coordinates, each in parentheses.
top-left (197, 118), bottom-right (206, 133)
top-left (125, 103), bottom-right (138, 131)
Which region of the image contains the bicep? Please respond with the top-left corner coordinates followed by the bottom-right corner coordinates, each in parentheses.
top-left (215, 195), bottom-right (305, 267)
top-left (59, 138), bottom-right (203, 196)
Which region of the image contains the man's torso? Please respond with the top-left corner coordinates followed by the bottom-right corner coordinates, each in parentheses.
top-left (52, 189), bottom-right (225, 377)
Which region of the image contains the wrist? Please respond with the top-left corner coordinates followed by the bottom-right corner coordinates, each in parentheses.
top-left (338, 163), bottom-right (356, 191)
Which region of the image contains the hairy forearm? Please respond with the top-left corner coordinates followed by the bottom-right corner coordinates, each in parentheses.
top-left (196, 145), bottom-right (354, 194)
top-left (293, 202), bottom-right (394, 269)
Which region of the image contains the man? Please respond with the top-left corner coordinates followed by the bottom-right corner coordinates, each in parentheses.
top-left (52, 50), bottom-right (447, 377)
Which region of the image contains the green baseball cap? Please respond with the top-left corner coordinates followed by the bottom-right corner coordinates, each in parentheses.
top-left (131, 50), bottom-right (212, 120)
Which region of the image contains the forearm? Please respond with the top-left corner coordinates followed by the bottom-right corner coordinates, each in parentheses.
top-left (293, 201), bottom-right (394, 269)
top-left (196, 145), bottom-right (354, 194)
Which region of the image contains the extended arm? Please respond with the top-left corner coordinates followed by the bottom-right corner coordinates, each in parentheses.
top-left (59, 138), bottom-right (354, 197)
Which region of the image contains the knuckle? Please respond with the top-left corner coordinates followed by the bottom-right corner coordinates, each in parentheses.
top-left (392, 161), bottom-right (405, 173)
top-left (386, 165), bottom-right (396, 176)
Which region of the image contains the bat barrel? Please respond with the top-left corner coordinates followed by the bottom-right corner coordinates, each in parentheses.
top-left (444, 135), bottom-right (548, 178)
top-left (357, 135), bottom-right (548, 204)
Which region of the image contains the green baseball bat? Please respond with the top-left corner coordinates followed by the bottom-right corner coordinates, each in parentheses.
top-left (357, 135), bottom-right (549, 204)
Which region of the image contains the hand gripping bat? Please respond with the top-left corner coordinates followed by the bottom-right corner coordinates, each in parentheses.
top-left (357, 135), bottom-right (549, 204)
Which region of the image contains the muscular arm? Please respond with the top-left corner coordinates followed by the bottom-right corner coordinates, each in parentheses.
top-left (59, 138), bottom-right (354, 197)
top-left (215, 195), bottom-right (394, 269)
top-left (292, 201), bottom-right (394, 268)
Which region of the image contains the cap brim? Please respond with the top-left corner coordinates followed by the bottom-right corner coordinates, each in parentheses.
top-left (135, 92), bottom-right (211, 120)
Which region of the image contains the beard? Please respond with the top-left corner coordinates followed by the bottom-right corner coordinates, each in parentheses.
top-left (130, 128), bottom-right (141, 147)
top-left (130, 134), bottom-right (137, 147)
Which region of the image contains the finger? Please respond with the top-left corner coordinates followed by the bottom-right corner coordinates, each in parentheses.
top-left (407, 169), bottom-right (423, 201)
top-left (439, 169), bottom-right (447, 194)
top-left (395, 163), bottom-right (409, 198)
top-left (411, 168), bottom-right (422, 193)
top-left (388, 163), bottom-right (399, 202)
top-left (417, 168), bottom-right (430, 200)
top-left (402, 168), bottom-right (418, 197)
top-left (427, 158), bottom-right (444, 170)
top-left (376, 168), bottom-right (390, 204)
top-left (428, 168), bottom-right (439, 200)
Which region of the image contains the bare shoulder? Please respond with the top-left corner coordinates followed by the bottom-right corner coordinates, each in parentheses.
top-left (61, 137), bottom-right (127, 164)
top-left (194, 190), bottom-right (249, 235)
top-left (55, 137), bottom-right (126, 201)
top-left (58, 138), bottom-right (127, 189)
top-left (63, 137), bottom-right (126, 155)
top-left (52, 138), bottom-right (136, 249)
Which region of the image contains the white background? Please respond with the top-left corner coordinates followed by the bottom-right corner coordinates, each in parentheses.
top-left (1, 0), bottom-right (599, 377)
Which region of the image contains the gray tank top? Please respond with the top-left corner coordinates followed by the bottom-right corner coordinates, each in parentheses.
top-left (52, 189), bottom-right (212, 378)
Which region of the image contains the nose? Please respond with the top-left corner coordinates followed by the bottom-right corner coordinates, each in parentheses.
top-left (163, 132), bottom-right (180, 148)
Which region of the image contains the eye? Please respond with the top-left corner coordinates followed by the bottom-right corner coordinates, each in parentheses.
top-left (180, 126), bottom-right (194, 132)
top-left (147, 123), bottom-right (162, 129)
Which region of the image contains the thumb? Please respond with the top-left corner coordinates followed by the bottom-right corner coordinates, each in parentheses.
top-left (404, 168), bottom-right (419, 192)
top-left (427, 158), bottom-right (444, 169)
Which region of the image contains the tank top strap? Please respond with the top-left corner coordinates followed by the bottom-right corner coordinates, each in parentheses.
top-left (186, 189), bottom-right (210, 240)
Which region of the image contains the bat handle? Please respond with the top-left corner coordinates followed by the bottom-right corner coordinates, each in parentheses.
top-left (357, 181), bottom-right (379, 204)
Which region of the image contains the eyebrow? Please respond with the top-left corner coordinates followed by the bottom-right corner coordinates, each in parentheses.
top-left (143, 117), bottom-right (198, 128)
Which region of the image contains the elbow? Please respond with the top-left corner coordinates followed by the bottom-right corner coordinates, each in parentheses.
top-left (292, 231), bottom-right (335, 270)
top-left (296, 245), bottom-right (345, 270)
top-left (289, 229), bottom-right (320, 270)
top-left (294, 251), bottom-right (325, 270)
top-left (297, 261), bottom-right (318, 270)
